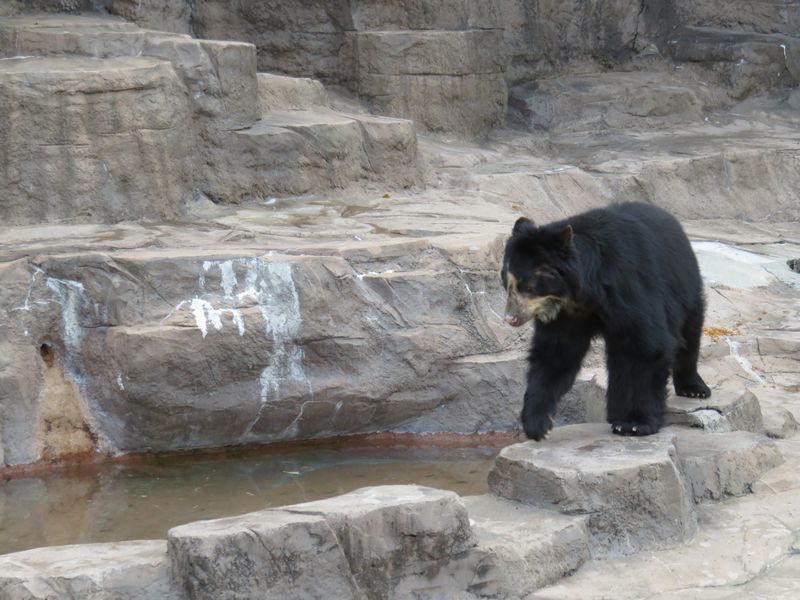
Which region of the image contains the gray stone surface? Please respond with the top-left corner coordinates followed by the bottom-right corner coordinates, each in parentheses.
top-left (463, 495), bottom-right (590, 597)
top-left (0, 56), bottom-right (193, 225)
top-left (355, 30), bottom-right (507, 136)
top-left (0, 541), bottom-right (179, 600)
top-left (168, 509), bottom-right (360, 600)
top-left (531, 436), bottom-right (800, 599)
top-left (666, 383), bottom-right (764, 433)
top-left (287, 485), bottom-right (475, 597)
top-left (674, 0), bottom-right (800, 36)
top-left (674, 428), bottom-right (784, 501)
top-left (169, 485), bottom-right (474, 599)
top-left (667, 26), bottom-right (800, 99)
top-left (257, 72), bottom-right (329, 112)
top-left (553, 375), bottom-right (606, 426)
top-left (106, 0), bottom-right (192, 34)
top-left (509, 71), bottom-right (715, 132)
top-left (488, 424), bottom-right (697, 557)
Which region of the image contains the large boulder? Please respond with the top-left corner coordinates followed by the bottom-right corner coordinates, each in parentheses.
top-left (169, 485), bottom-right (475, 599)
top-left (488, 424), bottom-right (697, 557)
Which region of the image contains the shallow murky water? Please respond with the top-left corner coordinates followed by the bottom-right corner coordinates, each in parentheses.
top-left (0, 444), bottom-right (500, 555)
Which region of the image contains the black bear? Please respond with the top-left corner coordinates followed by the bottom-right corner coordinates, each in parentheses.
top-left (501, 202), bottom-right (710, 441)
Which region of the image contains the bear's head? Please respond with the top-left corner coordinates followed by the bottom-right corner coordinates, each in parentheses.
top-left (501, 216), bottom-right (575, 327)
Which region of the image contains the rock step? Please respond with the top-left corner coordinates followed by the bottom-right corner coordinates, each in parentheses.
top-left (353, 29), bottom-right (507, 135)
top-left (509, 71), bottom-right (711, 132)
top-left (0, 541), bottom-right (178, 599)
top-left (463, 495), bottom-right (590, 598)
top-left (0, 55), bottom-right (193, 224)
top-left (667, 26), bottom-right (800, 97)
top-left (488, 423), bottom-right (784, 557)
top-left (167, 485), bottom-right (475, 599)
top-left (0, 14), bottom-right (259, 130)
top-left (257, 72), bottom-right (329, 112)
top-left (665, 381), bottom-right (764, 432)
top-left (488, 424), bottom-right (697, 558)
top-left (0, 14), bottom-right (422, 223)
top-left (1, 243), bottom-right (518, 463)
top-left (231, 108), bottom-right (418, 197)
top-left (675, 429), bottom-right (784, 501)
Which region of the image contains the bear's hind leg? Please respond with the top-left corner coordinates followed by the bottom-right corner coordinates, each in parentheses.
top-left (673, 302), bottom-right (711, 399)
top-left (607, 349), bottom-right (670, 436)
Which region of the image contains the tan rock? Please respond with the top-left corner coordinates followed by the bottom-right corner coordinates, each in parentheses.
top-left (0, 56), bottom-right (193, 225)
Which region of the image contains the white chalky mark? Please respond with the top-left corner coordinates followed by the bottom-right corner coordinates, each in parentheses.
top-left (188, 298), bottom-right (242, 338)
top-left (166, 257), bottom-right (308, 437)
top-left (45, 277), bottom-right (85, 354)
top-left (726, 338), bottom-right (766, 384)
top-left (116, 374), bottom-right (125, 391)
top-left (780, 44), bottom-right (788, 60)
top-left (203, 260), bottom-right (238, 299)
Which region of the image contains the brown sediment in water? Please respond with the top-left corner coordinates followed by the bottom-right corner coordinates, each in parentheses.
top-left (0, 430), bottom-right (525, 482)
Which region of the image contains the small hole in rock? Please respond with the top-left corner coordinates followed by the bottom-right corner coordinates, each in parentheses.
top-left (40, 343), bottom-right (55, 367)
top-left (788, 259), bottom-right (800, 274)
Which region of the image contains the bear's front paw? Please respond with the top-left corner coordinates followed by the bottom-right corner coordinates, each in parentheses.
top-left (521, 411), bottom-right (554, 442)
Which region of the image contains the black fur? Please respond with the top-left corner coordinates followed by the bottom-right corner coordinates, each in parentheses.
top-left (502, 203), bottom-right (710, 441)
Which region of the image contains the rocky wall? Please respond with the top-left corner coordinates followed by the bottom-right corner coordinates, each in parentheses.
top-left (0, 239), bottom-right (524, 466)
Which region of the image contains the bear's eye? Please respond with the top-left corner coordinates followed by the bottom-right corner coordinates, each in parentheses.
top-left (517, 282), bottom-right (536, 295)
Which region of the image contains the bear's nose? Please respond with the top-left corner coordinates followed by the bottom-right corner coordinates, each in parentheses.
top-left (505, 314), bottom-right (519, 326)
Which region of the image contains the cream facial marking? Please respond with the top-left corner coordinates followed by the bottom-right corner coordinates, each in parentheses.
top-left (504, 272), bottom-right (562, 326)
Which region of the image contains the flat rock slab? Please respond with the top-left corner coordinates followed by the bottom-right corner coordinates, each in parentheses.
top-left (666, 383), bottom-right (764, 433)
top-left (674, 428), bottom-right (784, 502)
top-left (488, 424), bottom-right (696, 557)
top-left (0, 540), bottom-right (178, 600)
top-left (463, 495), bottom-right (590, 598)
top-left (285, 485), bottom-right (475, 598)
top-left (168, 508), bottom-right (361, 600)
top-left (169, 485), bottom-right (473, 600)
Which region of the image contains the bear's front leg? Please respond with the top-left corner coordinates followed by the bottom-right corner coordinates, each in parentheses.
top-left (521, 319), bottom-right (595, 441)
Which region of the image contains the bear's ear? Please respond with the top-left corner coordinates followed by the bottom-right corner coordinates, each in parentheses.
top-left (512, 216), bottom-right (536, 237)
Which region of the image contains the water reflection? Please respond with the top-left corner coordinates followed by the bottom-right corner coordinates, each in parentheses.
top-left (0, 445), bottom-right (499, 555)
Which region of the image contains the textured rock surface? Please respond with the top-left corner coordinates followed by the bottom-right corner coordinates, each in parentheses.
top-left (169, 485), bottom-right (474, 599)
top-left (675, 429), bottom-right (784, 501)
top-left (488, 424), bottom-right (697, 556)
top-left (169, 509), bottom-right (360, 599)
top-left (666, 383), bottom-right (764, 433)
top-left (0, 56), bottom-right (193, 225)
top-left (0, 541), bottom-right (178, 600)
top-left (532, 436), bottom-right (800, 599)
top-left (463, 495), bottom-right (590, 597)
top-left (509, 71), bottom-right (714, 131)
top-left (355, 30), bottom-right (507, 135)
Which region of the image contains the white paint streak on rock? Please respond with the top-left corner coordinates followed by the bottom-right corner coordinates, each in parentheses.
top-left (242, 258), bottom-right (308, 438)
top-left (726, 338), bottom-right (766, 384)
top-left (45, 276), bottom-right (86, 355)
top-left (116, 374), bottom-right (125, 391)
top-left (178, 256), bottom-right (308, 438)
